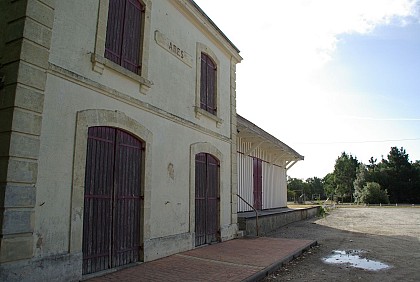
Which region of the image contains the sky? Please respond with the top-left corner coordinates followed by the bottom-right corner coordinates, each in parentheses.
top-left (194, 0), bottom-right (420, 180)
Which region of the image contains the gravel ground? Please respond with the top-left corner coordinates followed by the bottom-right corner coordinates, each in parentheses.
top-left (262, 207), bottom-right (420, 282)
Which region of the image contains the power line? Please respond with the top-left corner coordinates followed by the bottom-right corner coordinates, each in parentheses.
top-left (338, 116), bottom-right (420, 122)
top-left (297, 138), bottom-right (420, 145)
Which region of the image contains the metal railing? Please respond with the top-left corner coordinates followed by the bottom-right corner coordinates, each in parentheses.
top-left (236, 193), bottom-right (259, 236)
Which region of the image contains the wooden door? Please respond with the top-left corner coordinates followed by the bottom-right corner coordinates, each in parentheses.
top-left (82, 127), bottom-right (142, 274)
top-left (195, 153), bottom-right (219, 246)
top-left (253, 157), bottom-right (263, 210)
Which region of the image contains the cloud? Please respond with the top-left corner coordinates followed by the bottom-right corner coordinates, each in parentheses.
top-left (229, 0), bottom-right (419, 82)
top-left (291, 0), bottom-right (420, 63)
top-left (196, 0), bottom-right (420, 70)
top-left (194, 0), bottom-right (420, 179)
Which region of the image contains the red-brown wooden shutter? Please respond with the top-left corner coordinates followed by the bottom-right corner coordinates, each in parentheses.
top-left (195, 153), bottom-right (206, 246)
top-left (105, 0), bottom-right (125, 64)
top-left (105, 0), bottom-right (143, 74)
top-left (200, 54), bottom-right (208, 111)
top-left (83, 127), bottom-right (116, 274)
top-left (200, 53), bottom-right (217, 114)
top-left (121, 0), bottom-right (142, 74)
top-left (253, 157), bottom-right (263, 210)
top-left (113, 129), bottom-right (142, 267)
top-left (206, 154), bottom-right (219, 243)
top-left (207, 58), bottom-right (216, 114)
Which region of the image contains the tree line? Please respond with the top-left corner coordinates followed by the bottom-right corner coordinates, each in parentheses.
top-left (288, 146), bottom-right (420, 204)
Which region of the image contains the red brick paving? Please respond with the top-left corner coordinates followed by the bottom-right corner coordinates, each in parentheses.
top-left (86, 237), bottom-right (316, 282)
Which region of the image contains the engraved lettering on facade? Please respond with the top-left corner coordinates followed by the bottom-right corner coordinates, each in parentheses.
top-left (155, 30), bottom-right (192, 67)
top-left (169, 42), bottom-right (185, 59)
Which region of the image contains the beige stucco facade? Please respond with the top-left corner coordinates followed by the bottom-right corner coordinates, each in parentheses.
top-left (0, 0), bottom-right (241, 280)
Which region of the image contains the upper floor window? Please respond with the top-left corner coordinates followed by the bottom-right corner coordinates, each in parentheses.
top-left (105, 0), bottom-right (144, 75)
top-left (200, 53), bottom-right (217, 115)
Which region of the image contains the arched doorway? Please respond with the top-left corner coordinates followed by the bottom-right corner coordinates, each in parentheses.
top-left (82, 127), bottom-right (143, 274)
top-left (195, 153), bottom-right (220, 246)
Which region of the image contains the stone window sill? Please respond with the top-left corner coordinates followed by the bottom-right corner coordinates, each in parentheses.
top-left (90, 53), bottom-right (153, 94)
top-left (195, 107), bottom-right (223, 128)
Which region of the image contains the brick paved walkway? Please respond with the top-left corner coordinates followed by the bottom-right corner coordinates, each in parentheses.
top-left (86, 237), bottom-right (316, 282)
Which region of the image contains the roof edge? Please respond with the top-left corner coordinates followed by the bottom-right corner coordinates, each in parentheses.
top-left (237, 114), bottom-right (304, 161)
top-left (188, 0), bottom-right (240, 53)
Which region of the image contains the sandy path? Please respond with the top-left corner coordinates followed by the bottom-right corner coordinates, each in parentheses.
top-left (263, 207), bottom-right (420, 282)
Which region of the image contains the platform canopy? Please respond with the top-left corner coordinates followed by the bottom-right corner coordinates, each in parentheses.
top-left (237, 114), bottom-right (304, 170)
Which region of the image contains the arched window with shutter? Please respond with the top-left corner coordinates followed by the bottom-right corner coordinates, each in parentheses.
top-left (200, 53), bottom-right (217, 115)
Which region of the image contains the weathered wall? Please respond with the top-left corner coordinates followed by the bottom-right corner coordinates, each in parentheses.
top-left (0, 0), bottom-right (55, 267)
top-left (0, 0), bottom-right (241, 280)
top-left (48, 0), bottom-right (235, 136)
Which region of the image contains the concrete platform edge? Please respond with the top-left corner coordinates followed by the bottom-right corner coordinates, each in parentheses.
top-left (242, 240), bottom-right (318, 282)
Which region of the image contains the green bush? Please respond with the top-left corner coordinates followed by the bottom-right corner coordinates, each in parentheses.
top-left (317, 205), bottom-right (327, 217)
top-left (359, 182), bottom-right (390, 204)
top-left (287, 189), bottom-right (296, 201)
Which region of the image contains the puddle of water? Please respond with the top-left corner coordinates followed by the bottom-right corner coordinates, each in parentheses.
top-left (322, 250), bottom-right (390, 271)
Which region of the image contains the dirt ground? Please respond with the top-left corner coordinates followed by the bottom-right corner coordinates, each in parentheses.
top-left (263, 207), bottom-right (420, 282)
